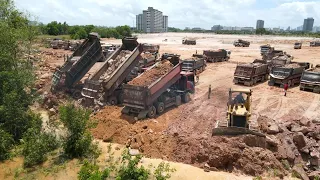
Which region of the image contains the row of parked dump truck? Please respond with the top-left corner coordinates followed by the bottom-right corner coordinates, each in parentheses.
top-left (233, 45), bottom-right (320, 93)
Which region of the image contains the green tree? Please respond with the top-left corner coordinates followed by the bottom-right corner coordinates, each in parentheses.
top-left (59, 104), bottom-right (98, 158)
top-left (0, 0), bottom-right (40, 149)
top-left (84, 25), bottom-right (95, 34)
top-left (47, 21), bottom-right (60, 35)
top-left (0, 129), bottom-right (14, 161)
top-left (22, 128), bottom-right (58, 167)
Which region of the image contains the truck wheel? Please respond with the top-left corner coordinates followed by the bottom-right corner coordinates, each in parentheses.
top-left (176, 96), bottom-right (182, 106)
top-left (156, 102), bottom-right (165, 114)
top-left (108, 96), bottom-right (118, 105)
top-left (261, 76), bottom-right (265, 82)
top-left (147, 106), bottom-right (156, 118)
top-left (117, 93), bottom-right (123, 104)
top-left (268, 81), bottom-right (274, 86)
top-left (183, 93), bottom-right (190, 103)
top-left (288, 80), bottom-right (292, 87)
top-left (72, 90), bottom-right (82, 99)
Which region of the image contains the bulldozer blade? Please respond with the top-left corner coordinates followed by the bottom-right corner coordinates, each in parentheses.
top-left (212, 127), bottom-right (266, 137)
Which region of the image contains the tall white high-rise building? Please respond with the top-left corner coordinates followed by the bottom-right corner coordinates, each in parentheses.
top-left (136, 7), bottom-right (168, 33)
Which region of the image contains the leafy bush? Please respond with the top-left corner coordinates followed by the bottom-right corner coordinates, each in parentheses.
top-left (0, 129), bottom-right (14, 160)
top-left (154, 162), bottom-right (176, 180)
top-left (116, 150), bottom-right (150, 180)
top-left (59, 104), bottom-right (99, 159)
top-left (78, 160), bottom-right (110, 180)
top-left (22, 128), bottom-right (58, 167)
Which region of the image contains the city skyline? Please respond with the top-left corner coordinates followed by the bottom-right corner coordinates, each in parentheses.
top-left (14, 0), bottom-right (320, 29)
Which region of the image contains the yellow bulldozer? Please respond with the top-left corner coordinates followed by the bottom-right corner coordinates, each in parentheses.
top-left (212, 88), bottom-right (265, 137)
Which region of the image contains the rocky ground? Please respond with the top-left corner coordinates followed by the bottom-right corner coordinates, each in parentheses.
top-left (35, 33), bottom-right (320, 179)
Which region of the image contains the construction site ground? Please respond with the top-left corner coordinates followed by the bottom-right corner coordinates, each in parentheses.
top-left (35, 33), bottom-right (319, 179)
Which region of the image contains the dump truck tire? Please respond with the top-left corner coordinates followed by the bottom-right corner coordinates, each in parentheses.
top-left (183, 93), bottom-right (190, 103)
top-left (156, 102), bottom-right (165, 114)
top-left (108, 96), bottom-right (118, 105)
top-left (72, 90), bottom-right (82, 99)
top-left (148, 106), bottom-right (156, 118)
top-left (176, 96), bottom-right (182, 106)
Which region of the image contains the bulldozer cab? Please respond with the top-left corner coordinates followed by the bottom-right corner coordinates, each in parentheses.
top-left (228, 89), bottom-right (251, 128)
top-left (212, 88), bottom-right (265, 137)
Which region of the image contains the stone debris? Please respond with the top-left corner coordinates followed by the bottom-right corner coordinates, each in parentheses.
top-left (100, 50), bottom-right (131, 80)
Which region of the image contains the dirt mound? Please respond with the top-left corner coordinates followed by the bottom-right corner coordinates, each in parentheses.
top-left (284, 63), bottom-right (301, 68)
top-left (141, 52), bottom-right (154, 59)
top-left (128, 61), bottom-right (173, 86)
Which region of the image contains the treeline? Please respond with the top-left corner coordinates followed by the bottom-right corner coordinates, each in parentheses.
top-left (38, 21), bottom-right (132, 39)
top-left (168, 27), bottom-right (320, 38)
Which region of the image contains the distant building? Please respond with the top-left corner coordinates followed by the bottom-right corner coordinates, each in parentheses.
top-left (256, 20), bottom-right (264, 29)
top-left (297, 25), bottom-right (303, 31)
top-left (303, 18), bottom-right (314, 32)
top-left (136, 7), bottom-right (168, 33)
top-left (211, 25), bottom-right (222, 31)
top-left (273, 28), bottom-right (280, 32)
top-left (163, 15), bottom-right (168, 32)
top-left (241, 27), bottom-right (254, 32)
top-left (286, 26), bottom-right (291, 31)
top-left (313, 26), bottom-right (320, 32)
top-left (192, 27), bottom-right (202, 31)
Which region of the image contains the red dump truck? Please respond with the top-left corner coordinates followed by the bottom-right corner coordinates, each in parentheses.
top-left (121, 62), bottom-right (195, 119)
top-left (233, 62), bottom-right (269, 86)
top-left (81, 37), bottom-right (143, 106)
top-left (203, 49), bottom-right (231, 62)
top-left (269, 62), bottom-right (309, 87)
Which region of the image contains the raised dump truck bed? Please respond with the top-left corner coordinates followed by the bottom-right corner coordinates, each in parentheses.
top-left (300, 65), bottom-right (320, 93)
top-left (122, 61), bottom-right (195, 119)
top-left (269, 63), bottom-right (308, 87)
top-left (81, 37), bottom-right (143, 105)
top-left (203, 49), bottom-right (231, 62)
top-left (51, 33), bottom-right (103, 98)
top-left (234, 62), bottom-right (268, 86)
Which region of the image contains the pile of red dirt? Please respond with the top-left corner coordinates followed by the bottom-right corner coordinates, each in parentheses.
top-left (128, 61), bottom-right (173, 86)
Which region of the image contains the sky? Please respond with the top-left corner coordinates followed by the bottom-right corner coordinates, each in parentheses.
top-left (14, 0), bottom-right (320, 29)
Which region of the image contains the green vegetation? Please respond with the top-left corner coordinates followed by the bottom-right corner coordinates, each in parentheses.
top-left (39, 21), bottom-right (132, 39)
top-left (78, 148), bottom-right (176, 180)
top-left (22, 128), bottom-right (58, 167)
top-left (59, 104), bottom-right (99, 159)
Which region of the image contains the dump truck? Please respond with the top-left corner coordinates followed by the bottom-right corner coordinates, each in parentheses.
top-left (203, 49), bottom-right (231, 62)
top-left (300, 65), bottom-right (320, 93)
top-left (181, 55), bottom-right (206, 73)
top-left (121, 61), bottom-right (195, 119)
top-left (138, 44), bottom-right (160, 71)
top-left (212, 88), bottom-right (264, 137)
top-left (269, 62), bottom-right (308, 87)
top-left (51, 33), bottom-right (104, 99)
top-left (52, 39), bottom-right (64, 49)
top-left (233, 39), bottom-right (250, 47)
top-left (294, 42), bottom-right (302, 49)
top-left (233, 62), bottom-right (268, 86)
top-left (161, 53), bottom-right (181, 66)
top-left (262, 48), bottom-right (284, 60)
top-left (260, 44), bottom-right (272, 55)
top-left (81, 37), bottom-right (143, 106)
top-left (310, 39), bottom-right (320, 47)
top-left (182, 39), bottom-right (196, 45)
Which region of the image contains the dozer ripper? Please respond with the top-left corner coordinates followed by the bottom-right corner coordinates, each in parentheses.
top-left (212, 88), bottom-right (265, 137)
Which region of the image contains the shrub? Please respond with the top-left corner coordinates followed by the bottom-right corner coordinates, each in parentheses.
top-left (22, 128), bottom-right (58, 167)
top-left (59, 104), bottom-right (99, 158)
top-left (0, 129), bottom-right (14, 160)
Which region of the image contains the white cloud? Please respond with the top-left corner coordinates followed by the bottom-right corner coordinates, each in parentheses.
top-left (13, 0), bottom-right (320, 29)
